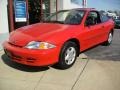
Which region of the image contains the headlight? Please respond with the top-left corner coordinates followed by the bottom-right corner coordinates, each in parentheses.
top-left (25, 41), bottom-right (56, 49)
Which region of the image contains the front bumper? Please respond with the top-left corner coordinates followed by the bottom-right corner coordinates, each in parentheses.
top-left (3, 41), bottom-right (60, 66)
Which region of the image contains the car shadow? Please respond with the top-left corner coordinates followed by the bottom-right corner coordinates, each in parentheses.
top-left (81, 30), bottom-right (120, 61)
top-left (1, 54), bottom-right (49, 72)
top-left (83, 44), bottom-right (120, 61)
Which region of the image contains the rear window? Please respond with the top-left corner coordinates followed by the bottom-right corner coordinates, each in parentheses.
top-left (100, 13), bottom-right (110, 22)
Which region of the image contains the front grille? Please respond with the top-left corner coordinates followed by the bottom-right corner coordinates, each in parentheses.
top-left (4, 48), bottom-right (36, 63)
top-left (27, 58), bottom-right (36, 63)
top-left (4, 49), bottom-right (22, 60)
top-left (12, 54), bottom-right (22, 59)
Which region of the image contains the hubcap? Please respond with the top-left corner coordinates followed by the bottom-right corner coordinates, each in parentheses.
top-left (108, 33), bottom-right (112, 43)
top-left (65, 47), bottom-right (76, 65)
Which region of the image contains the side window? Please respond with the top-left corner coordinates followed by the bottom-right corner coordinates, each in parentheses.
top-left (85, 11), bottom-right (101, 26)
top-left (100, 13), bottom-right (110, 22)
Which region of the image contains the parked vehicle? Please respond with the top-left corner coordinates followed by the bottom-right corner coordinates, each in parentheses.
top-left (114, 19), bottom-right (120, 29)
top-left (3, 8), bottom-right (115, 69)
top-left (107, 12), bottom-right (117, 18)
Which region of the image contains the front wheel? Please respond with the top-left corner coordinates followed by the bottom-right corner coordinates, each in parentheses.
top-left (57, 41), bottom-right (78, 69)
top-left (102, 32), bottom-right (113, 46)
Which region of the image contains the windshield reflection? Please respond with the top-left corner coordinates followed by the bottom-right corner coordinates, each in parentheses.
top-left (44, 10), bottom-right (85, 25)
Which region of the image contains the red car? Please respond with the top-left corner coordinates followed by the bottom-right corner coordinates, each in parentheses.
top-left (3, 8), bottom-right (114, 69)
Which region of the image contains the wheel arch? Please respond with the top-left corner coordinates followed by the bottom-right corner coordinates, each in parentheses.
top-left (65, 38), bottom-right (80, 56)
top-left (110, 28), bottom-right (114, 35)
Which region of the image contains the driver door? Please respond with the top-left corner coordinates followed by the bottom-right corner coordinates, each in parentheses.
top-left (81, 11), bottom-right (104, 50)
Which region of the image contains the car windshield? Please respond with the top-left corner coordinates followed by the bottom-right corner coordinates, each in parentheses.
top-left (44, 10), bottom-right (85, 25)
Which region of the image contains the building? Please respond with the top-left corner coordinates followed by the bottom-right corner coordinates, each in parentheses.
top-left (0, 0), bottom-right (82, 50)
top-left (0, 0), bottom-right (9, 50)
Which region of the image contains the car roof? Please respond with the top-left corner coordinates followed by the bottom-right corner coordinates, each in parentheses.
top-left (60, 8), bottom-right (96, 12)
top-left (72, 8), bottom-right (96, 11)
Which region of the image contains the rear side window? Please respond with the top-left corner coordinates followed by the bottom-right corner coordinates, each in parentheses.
top-left (100, 13), bottom-right (110, 22)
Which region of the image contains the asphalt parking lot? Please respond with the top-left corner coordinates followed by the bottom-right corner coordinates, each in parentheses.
top-left (0, 29), bottom-right (120, 90)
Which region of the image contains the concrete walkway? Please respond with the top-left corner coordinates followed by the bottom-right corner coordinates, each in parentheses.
top-left (0, 33), bottom-right (9, 50)
top-left (0, 50), bottom-right (120, 90)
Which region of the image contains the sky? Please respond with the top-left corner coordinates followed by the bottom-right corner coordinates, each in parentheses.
top-left (71, 0), bottom-right (120, 10)
top-left (87, 0), bottom-right (120, 10)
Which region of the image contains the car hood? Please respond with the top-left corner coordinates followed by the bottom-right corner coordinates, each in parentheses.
top-left (9, 23), bottom-right (69, 47)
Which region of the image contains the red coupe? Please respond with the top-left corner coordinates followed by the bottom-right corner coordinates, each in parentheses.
top-left (3, 8), bottom-right (114, 69)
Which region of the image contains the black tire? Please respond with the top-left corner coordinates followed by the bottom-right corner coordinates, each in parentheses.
top-left (56, 41), bottom-right (78, 69)
top-left (102, 32), bottom-right (113, 46)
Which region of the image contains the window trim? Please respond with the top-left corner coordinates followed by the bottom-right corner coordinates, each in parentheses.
top-left (84, 10), bottom-right (102, 26)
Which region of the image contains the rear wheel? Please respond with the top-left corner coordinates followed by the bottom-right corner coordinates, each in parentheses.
top-left (103, 32), bottom-right (113, 46)
top-left (57, 41), bottom-right (78, 69)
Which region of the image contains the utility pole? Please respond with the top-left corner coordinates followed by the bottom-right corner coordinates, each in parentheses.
top-left (82, 0), bottom-right (87, 8)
